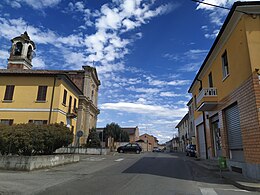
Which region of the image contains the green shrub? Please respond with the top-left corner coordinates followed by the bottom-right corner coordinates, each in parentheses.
top-left (0, 123), bottom-right (73, 156)
top-left (86, 128), bottom-right (100, 148)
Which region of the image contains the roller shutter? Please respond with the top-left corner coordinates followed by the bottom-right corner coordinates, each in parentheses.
top-left (225, 103), bottom-right (244, 161)
top-left (197, 123), bottom-right (206, 159)
top-left (225, 104), bottom-right (243, 149)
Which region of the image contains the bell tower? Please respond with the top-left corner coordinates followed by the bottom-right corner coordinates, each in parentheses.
top-left (7, 31), bottom-right (36, 70)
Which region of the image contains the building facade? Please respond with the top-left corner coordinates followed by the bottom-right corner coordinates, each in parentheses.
top-left (139, 133), bottom-right (158, 152)
top-left (175, 113), bottom-right (189, 152)
top-left (188, 2), bottom-right (260, 179)
top-left (187, 98), bottom-right (196, 145)
top-left (121, 127), bottom-right (140, 143)
top-left (0, 32), bottom-right (100, 145)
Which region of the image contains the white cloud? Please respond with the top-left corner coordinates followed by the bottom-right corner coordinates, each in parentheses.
top-left (127, 86), bottom-right (161, 94)
top-left (5, 0), bottom-right (61, 10)
top-left (178, 62), bottom-right (201, 72)
top-left (168, 80), bottom-right (190, 86)
top-left (0, 50), bottom-right (9, 60)
top-left (32, 57), bottom-right (46, 69)
top-left (160, 92), bottom-right (182, 97)
top-left (83, 0), bottom-right (177, 72)
top-left (100, 102), bottom-right (188, 118)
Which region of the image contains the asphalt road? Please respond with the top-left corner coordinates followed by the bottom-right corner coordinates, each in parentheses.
top-left (36, 152), bottom-right (259, 195)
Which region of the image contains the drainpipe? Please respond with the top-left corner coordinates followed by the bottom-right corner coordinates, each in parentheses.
top-left (202, 111), bottom-right (208, 159)
top-left (48, 75), bottom-right (57, 124)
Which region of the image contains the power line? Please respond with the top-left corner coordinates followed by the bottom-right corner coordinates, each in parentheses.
top-left (191, 0), bottom-right (250, 15)
top-left (192, 0), bottom-right (231, 11)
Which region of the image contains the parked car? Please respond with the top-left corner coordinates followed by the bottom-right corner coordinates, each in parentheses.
top-left (117, 143), bottom-right (142, 154)
top-left (152, 147), bottom-right (161, 152)
top-left (186, 144), bottom-right (196, 157)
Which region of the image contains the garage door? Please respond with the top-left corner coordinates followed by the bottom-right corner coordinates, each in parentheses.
top-left (197, 123), bottom-right (206, 159)
top-left (225, 103), bottom-right (244, 161)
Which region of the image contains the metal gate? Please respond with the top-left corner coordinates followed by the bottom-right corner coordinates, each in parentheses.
top-left (197, 123), bottom-right (206, 159)
top-left (225, 103), bottom-right (244, 161)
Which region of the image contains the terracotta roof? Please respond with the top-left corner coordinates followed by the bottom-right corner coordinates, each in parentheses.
top-left (0, 69), bottom-right (83, 95)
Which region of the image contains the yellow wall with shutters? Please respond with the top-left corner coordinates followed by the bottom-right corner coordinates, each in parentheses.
top-left (0, 75), bottom-right (79, 133)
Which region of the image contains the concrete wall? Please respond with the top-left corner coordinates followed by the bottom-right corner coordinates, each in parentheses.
top-left (55, 147), bottom-right (110, 155)
top-left (0, 154), bottom-right (79, 171)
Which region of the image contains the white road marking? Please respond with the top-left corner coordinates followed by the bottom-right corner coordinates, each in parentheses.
top-left (82, 157), bottom-right (106, 161)
top-left (115, 158), bottom-right (124, 162)
top-left (222, 189), bottom-right (250, 193)
top-left (200, 188), bottom-right (218, 195)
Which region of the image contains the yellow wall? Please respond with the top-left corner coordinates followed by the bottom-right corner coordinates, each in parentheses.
top-left (192, 15), bottom-right (256, 120)
top-left (245, 15), bottom-right (260, 71)
top-left (0, 76), bottom-right (54, 109)
top-left (0, 75), bottom-right (79, 132)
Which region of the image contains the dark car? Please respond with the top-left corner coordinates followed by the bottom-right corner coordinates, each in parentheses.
top-left (186, 144), bottom-right (196, 157)
top-left (117, 143), bottom-right (142, 154)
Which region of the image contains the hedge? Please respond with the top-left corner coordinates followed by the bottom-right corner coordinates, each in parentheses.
top-left (0, 123), bottom-right (73, 156)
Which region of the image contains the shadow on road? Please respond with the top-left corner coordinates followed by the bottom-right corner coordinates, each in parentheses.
top-left (123, 156), bottom-right (226, 184)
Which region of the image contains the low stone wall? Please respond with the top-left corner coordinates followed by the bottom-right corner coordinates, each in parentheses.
top-left (55, 147), bottom-right (110, 155)
top-left (0, 154), bottom-right (80, 171)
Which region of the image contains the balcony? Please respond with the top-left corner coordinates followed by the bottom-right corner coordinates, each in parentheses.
top-left (66, 107), bottom-right (78, 118)
top-left (196, 88), bottom-right (218, 111)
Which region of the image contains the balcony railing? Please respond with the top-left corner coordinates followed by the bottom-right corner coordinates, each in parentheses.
top-left (67, 107), bottom-right (78, 118)
top-left (196, 88), bottom-right (217, 105)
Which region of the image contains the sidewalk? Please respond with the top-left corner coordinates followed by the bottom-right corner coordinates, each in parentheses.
top-left (190, 157), bottom-right (260, 192)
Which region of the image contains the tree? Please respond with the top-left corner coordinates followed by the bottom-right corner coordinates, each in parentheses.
top-left (86, 128), bottom-right (100, 148)
top-left (102, 123), bottom-right (129, 142)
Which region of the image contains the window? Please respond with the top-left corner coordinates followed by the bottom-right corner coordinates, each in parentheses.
top-left (4, 85), bottom-right (15, 101)
top-left (14, 42), bottom-right (23, 56)
top-left (28, 120), bottom-right (47, 125)
top-left (63, 89), bottom-right (67, 105)
top-left (222, 51), bottom-right (229, 79)
top-left (27, 45), bottom-right (32, 59)
top-left (36, 86), bottom-right (47, 101)
top-left (73, 98), bottom-right (77, 111)
top-left (91, 90), bottom-right (94, 101)
top-left (0, 119), bottom-right (13, 125)
top-left (208, 72), bottom-right (213, 87)
top-left (68, 96), bottom-right (72, 113)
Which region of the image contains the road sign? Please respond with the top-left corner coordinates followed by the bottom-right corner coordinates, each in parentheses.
top-left (76, 130), bottom-right (83, 137)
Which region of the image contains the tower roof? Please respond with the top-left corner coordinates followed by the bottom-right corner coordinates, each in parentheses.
top-left (11, 31), bottom-right (35, 49)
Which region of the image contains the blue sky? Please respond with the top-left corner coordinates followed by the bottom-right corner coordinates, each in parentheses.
top-left (0, 0), bottom-right (254, 143)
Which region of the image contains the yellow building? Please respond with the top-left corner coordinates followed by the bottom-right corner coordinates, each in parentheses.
top-left (188, 2), bottom-right (260, 179)
top-left (0, 32), bottom-right (100, 145)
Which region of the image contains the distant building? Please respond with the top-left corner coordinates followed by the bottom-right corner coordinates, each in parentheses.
top-left (139, 133), bottom-right (158, 151)
top-left (96, 126), bottom-right (140, 143)
top-left (121, 127), bottom-right (140, 143)
top-left (175, 113), bottom-right (189, 152)
top-left (187, 98), bottom-right (196, 145)
top-left (0, 32), bottom-right (100, 145)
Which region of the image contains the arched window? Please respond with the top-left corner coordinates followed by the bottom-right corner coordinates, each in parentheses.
top-left (14, 42), bottom-right (23, 55)
top-left (27, 45), bottom-right (32, 59)
top-left (14, 42), bottom-right (23, 56)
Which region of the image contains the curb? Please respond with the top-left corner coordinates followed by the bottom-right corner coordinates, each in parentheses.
top-left (190, 158), bottom-right (260, 192)
top-left (220, 174), bottom-right (260, 192)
